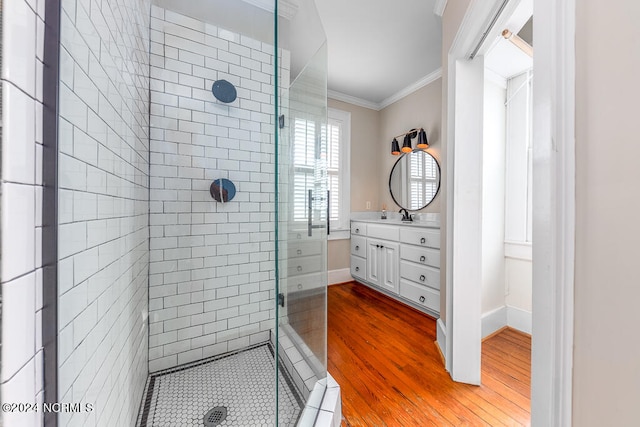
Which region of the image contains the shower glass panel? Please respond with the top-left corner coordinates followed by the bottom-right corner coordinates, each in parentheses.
top-left (55, 0), bottom-right (328, 425)
top-left (276, 0), bottom-right (329, 423)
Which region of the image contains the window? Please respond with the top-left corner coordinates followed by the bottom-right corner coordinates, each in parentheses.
top-left (504, 70), bottom-right (533, 255)
top-left (292, 108), bottom-right (350, 239)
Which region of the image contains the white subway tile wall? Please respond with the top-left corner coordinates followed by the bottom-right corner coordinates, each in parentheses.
top-left (56, 0), bottom-right (151, 426)
top-left (1, 0), bottom-right (46, 425)
top-left (148, 6), bottom-right (284, 372)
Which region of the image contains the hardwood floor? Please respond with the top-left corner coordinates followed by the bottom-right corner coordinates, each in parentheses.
top-left (328, 282), bottom-right (531, 427)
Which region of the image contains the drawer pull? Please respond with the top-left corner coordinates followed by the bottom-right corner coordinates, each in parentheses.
top-left (355, 245), bottom-right (359, 250)
top-left (420, 255), bottom-right (426, 262)
top-left (297, 266), bottom-right (302, 272)
top-left (297, 249), bottom-right (302, 255)
top-left (420, 237), bottom-right (426, 244)
top-left (355, 228), bottom-right (360, 233)
top-left (419, 296), bottom-right (426, 303)
top-left (355, 266), bottom-right (360, 272)
top-left (420, 275), bottom-right (426, 282)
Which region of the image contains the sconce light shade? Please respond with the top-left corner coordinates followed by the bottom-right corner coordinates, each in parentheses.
top-left (391, 138), bottom-right (401, 155)
top-left (401, 134), bottom-right (413, 153)
top-left (416, 128), bottom-right (429, 149)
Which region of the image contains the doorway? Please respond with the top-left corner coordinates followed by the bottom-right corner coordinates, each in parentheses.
top-left (444, 0), bottom-right (576, 425)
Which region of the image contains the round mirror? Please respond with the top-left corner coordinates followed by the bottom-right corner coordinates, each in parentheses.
top-left (389, 150), bottom-right (441, 211)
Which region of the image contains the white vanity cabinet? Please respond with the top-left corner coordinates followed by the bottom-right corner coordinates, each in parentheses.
top-left (366, 238), bottom-right (400, 294)
top-left (350, 219), bottom-right (441, 317)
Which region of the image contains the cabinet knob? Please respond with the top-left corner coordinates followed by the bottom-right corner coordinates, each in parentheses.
top-left (298, 284), bottom-right (302, 290)
top-left (355, 228), bottom-right (360, 233)
top-left (420, 255), bottom-right (426, 262)
top-left (297, 266), bottom-right (302, 272)
top-left (355, 266), bottom-right (360, 271)
top-left (355, 245), bottom-right (359, 250)
top-left (420, 237), bottom-right (426, 244)
top-left (376, 244), bottom-right (380, 248)
top-left (380, 245), bottom-right (384, 249)
top-left (297, 249), bottom-right (302, 255)
top-left (420, 275), bottom-right (426, 282)
top-left (419, 296), bottom-right (426, 303)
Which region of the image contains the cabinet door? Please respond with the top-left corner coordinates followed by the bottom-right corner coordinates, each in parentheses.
top-left (379, 241), bottom-right (399, 294)
top-left (366, 239), bottom-right (381, 287)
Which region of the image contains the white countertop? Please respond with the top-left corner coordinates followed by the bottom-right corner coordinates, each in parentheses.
top-left (351, 211), bottom-right (440, 228)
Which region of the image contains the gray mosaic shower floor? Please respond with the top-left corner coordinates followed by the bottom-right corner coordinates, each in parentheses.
top-left (138, 344), bottom-right (303, 426)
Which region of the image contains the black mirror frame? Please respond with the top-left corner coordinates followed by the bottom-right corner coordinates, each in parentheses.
top-left (388, 149), bottom-right (441, 211)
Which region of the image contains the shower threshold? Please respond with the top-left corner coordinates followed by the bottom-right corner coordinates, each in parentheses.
top-left (136, 343), bottom-right (303, 426)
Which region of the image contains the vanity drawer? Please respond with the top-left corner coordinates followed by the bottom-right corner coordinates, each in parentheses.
top-left (399, 279), bottom-right (440, 313)
top-left (400, 245), bottom-right (440, 268)
top-left (288, 241), bottom-right (323, 258)
top-left (351, 235), bottom-right (366, 257)
top-left (400, 260), bottom-right (440, 290)
top-left (350, 255), bottom-right (366, 280)
top-left (400, 227), bottom-right (440, 249)
top-left (351, 222), bottom-right (367, 236)
top-left (288, 230), bottom-right (308, 241)
top-left (288, 255), bottom-right (322, 277)
top-left (284, 272), bottom-right (324, 293)
top-left (367, 223), bottom-right (400, 241)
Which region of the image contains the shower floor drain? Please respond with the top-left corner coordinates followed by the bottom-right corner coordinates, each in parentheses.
top-left (203, 406), bottom-right (227, 426)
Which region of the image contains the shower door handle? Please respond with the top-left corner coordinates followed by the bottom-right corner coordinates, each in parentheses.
top-left (307, 189), bottom-right (327, 237)
top-left (327, 190), bottom-right (330, 235)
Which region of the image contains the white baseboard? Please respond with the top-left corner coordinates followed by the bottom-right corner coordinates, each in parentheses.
top-left (328, 268), bottom-right (352, 285)
top-left (436, 318), bottom-right (447, 366)
top-left (507, 305), bottom-right (532, 335)
top-left (482, 306), bottom-right (508, 338)
top-left (481, 305), bottom-right (532, 337)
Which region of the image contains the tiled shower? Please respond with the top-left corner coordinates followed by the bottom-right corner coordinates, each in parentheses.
top-left (1, 0), bottom-right (338, 426)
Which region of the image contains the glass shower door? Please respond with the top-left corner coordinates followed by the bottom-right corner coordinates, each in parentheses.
top-left (276, 0), bottom-right (328, 423)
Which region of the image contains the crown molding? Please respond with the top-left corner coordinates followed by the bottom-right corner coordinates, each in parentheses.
top-left (434, 0), bottom-right (448, 17)
top-left (378, 68), bottom-right (443, 110)
top-left (240, 0), bottom-right (298, 20)
top-left (329, 68), bottom-right (443, 112)
top-left (328, 90), bottom-right (381, 111)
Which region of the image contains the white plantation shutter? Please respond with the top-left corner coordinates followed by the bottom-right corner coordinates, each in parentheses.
top-left (408, 151), bottom-right (438, 210)
top-left (292, 109), bottom-right (350, 236)
top-left (293, 119), bottom-right (316, 222)
top-left (327, 121), bottom-right (340, 224)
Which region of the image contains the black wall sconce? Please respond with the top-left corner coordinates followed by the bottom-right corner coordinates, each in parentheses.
top-left (390, 128), bottom-right (429, 155)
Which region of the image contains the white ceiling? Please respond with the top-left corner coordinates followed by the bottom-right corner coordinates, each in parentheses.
top-left (314, 0), bottom-right (442, 109)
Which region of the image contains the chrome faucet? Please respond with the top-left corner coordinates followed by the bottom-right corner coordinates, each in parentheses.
top-left (399, 208), bottom-right (412, 222)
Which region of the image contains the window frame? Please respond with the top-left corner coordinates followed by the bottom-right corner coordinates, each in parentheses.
top-left (327, 107), bottom-right (351, 240)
